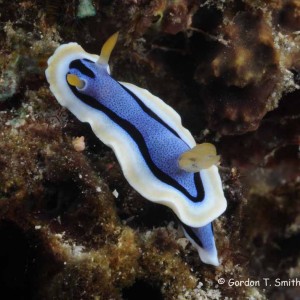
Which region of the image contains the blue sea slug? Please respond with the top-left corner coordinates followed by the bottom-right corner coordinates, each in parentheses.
top-left (45, 33), bottom-right (227, 265)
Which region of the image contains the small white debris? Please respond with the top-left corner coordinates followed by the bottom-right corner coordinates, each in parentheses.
top-left (112, 189), bottom-right (119, 198)
top-left (79, 174), bottom-right (82, 179)
top-left (72, 136), bottom-right (85, 152)
top-left (35, 225), bottom-right (41, 230)
top-left (72, 244), bottom-right (84, 257)
top-left (96, 186), bottom-right (102, 192)
top-left (177, 238), bottom-right (189, 249)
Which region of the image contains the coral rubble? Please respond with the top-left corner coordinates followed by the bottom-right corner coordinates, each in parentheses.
top-left (0, 0), bottom-right (299, 299)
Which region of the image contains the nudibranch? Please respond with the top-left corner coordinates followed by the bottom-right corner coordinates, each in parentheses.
top-left (45, 33), bottom-right (227, 266)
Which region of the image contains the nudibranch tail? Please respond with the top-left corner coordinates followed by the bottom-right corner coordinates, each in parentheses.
top-left (182, 222), bottom-right (219, 266)
top-left (179, 143), bottom-right (220, 173)
top-left (97, 32), bottom-right (119, 65)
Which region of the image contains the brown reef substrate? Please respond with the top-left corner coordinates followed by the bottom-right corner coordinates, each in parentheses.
top-left (0, 0), bottom-right (299, 299)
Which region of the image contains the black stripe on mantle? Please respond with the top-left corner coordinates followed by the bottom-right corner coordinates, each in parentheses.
top-left (66, 68), bottom-right (205, 203)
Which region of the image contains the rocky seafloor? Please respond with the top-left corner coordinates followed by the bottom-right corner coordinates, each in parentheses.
top-left (0, 0), bottom-right (299, 299)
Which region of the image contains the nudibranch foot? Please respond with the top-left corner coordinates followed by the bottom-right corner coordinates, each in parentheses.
top-left (178, 143), bottom-right (220, 173)
top-left (182, 222), bottom-right (219, 266)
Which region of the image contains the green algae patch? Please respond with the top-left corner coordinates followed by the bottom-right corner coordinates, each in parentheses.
top-left (77, 0), bottom-right (96, 19)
